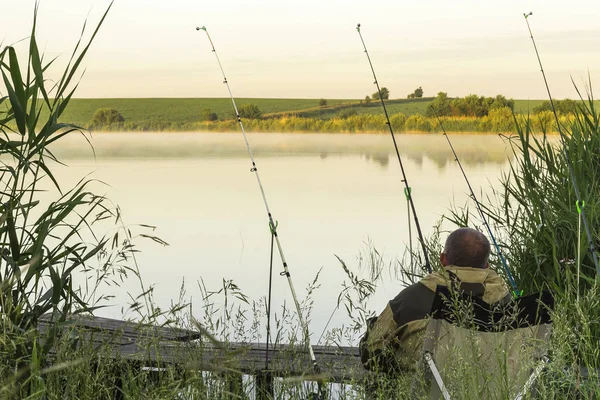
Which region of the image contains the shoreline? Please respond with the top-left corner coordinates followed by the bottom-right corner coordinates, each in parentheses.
top-left (88, 129), bottom-right (535, 135)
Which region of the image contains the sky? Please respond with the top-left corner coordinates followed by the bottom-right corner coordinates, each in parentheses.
top-left (1, 0), bottom-right (600, 99)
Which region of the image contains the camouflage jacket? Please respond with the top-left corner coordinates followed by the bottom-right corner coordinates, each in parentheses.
top-left (359, 266), bottom-right (511, 373)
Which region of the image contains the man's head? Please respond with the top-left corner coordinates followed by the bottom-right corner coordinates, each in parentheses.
top-left (440, 227), bottom-right (490, 269)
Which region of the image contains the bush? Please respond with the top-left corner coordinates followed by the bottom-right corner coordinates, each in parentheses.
top-left (487, 107), bottom-right (514, 132)
top-left (389, 113), bottom-right (407, 131)
top-left (427, 92), bottom-right (452, 117)
top-left (533, 110), bottom-right (554, 132)
top-left (238, 103), bottom-right (262, 119)
top-left (372, 87), bottom-right (390, 100)
top-left (90, 108), bottom-right (125, 127)
top-left (319, 98), bottom-right (327, 107)
top-left (364, 95), bottom-right (371, 105)
top-left (408, 86), bottom-right (423, 99)
top-left (201, 108), bottom-right (218, 121)
top-left (404, 114), bottom-right (431, 132)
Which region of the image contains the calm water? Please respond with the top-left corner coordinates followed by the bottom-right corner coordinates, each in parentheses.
top-left (48, 132), bottom-right (514, 340)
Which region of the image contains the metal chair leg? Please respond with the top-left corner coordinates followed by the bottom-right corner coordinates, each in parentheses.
top-left (514, 356), bottom-right (549, 400)
top-left (424, 352), bottom-right (451, 400)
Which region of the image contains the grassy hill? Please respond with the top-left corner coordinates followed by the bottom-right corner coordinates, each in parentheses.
top-left (55, 97), bottom-right (437, 127)
top-left (280, 97), bottom-right (434, 120)
top-left (55, 98), bottom-right (357, 127)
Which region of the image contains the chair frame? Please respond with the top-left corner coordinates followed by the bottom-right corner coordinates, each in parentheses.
top-left (421, 289), bottom-right (553, 400)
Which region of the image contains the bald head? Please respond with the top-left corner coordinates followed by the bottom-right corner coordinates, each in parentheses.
top-left (441, 228), bottom-right (490, 269)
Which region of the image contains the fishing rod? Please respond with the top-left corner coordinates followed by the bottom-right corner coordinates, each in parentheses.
top-left (261, 229), bottom-right (275, 397)
top-left (433, 114), bottom-right (520, 296)
top-left (356, 23), bottom-right (432, 273)
top-left (196, 26), bottom-right (325, 397)
top-left (523, 12), bottom-right (600, 277)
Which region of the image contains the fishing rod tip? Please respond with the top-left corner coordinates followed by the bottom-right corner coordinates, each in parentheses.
top-left (524, 11), bottom-right (533, 18)
top-left (356, 23), bottom-right (361, 30)
top-left (196, 26), bottom-right (206, 31)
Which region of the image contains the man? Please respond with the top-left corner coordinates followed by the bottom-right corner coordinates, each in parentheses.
top-left (360, 227), bottom-right (511, 373)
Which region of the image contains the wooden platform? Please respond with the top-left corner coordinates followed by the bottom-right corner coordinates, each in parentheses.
top-left (37, 314), bottom-right (366, 383)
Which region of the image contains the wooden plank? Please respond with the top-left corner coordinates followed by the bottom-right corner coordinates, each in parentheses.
top-left (90, 341), bottom-right (365, 382)
top-left (38, 314), bottom-right (201, 341)
top-left (38, 315), bottom-right (367, 382)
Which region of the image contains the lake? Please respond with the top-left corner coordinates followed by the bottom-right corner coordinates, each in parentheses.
top-left (48, 132), bottom-right (514, 342)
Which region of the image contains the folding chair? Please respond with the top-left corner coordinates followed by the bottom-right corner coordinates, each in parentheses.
top-left (420, 287), bottom-right (553, 400)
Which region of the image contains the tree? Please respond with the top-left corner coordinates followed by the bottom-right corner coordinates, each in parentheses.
top-left (451, 94), bottom-right (488, 117)
top-left (372, 87), bottom-right (390, 100)
top-left (446, 94), bottom-right (515, 117)
top-left (534, 99), bottom-right (578, 114)
top-left (364, 95), bottom-right (371, 105)
top-left (381, 87), bottom-right (390, 99)
top-left (533, 101), bottom-right (552, 114)
top-left (490, 95), bottom-right (514, 111)
top-left (319, 98), bottom-right (327, 107)
top-left (426, 92), bottom-right (451, 117)
top-left (201, 108), bottom-right (218, 121)
top-left (407, 87), bottom-right (423, 99)
top-left (238, 103), bottom-right (262, 119)
top-left (90, 108), bottom-right (124, 127)
top-left (557, 98), bottom-right (578, 114)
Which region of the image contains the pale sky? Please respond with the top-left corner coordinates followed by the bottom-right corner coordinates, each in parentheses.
top-left (2, 0), bottom-right (600, 99)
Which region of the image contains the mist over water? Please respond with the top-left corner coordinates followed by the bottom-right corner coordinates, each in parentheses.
top-left (48, 132), bottom-right (514, 339)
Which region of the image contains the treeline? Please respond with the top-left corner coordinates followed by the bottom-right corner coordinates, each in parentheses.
top-left (532, 98), bottom-right (578, 114)
top-left (89, 108), bottom-right (570, 134)
top-left (427, 92), bottom-right (582, 119)
top-left (427, 92), bottom-right (515, 117)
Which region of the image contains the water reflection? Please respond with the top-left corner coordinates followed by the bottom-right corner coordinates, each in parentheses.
top-left (50, 132), bottom-right (512, 169)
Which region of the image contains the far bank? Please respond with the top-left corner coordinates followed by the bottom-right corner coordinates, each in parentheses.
top-left (34, 97), bottom-right (580, 134)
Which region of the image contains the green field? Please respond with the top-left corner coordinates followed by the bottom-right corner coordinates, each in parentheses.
top-left (292, 97), bottom-right (433, 119)
top-left (56, 98), bottom-right (357, 127)
top-left (57, 97), bottom-right (437, 127)
top-left (512, 99), bottom-right (550, 114)
top-left (52, 97), bottom-right (437, 129)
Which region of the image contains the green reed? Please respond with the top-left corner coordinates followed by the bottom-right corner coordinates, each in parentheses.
top-left (85, 108), bottom-right (572, 135)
